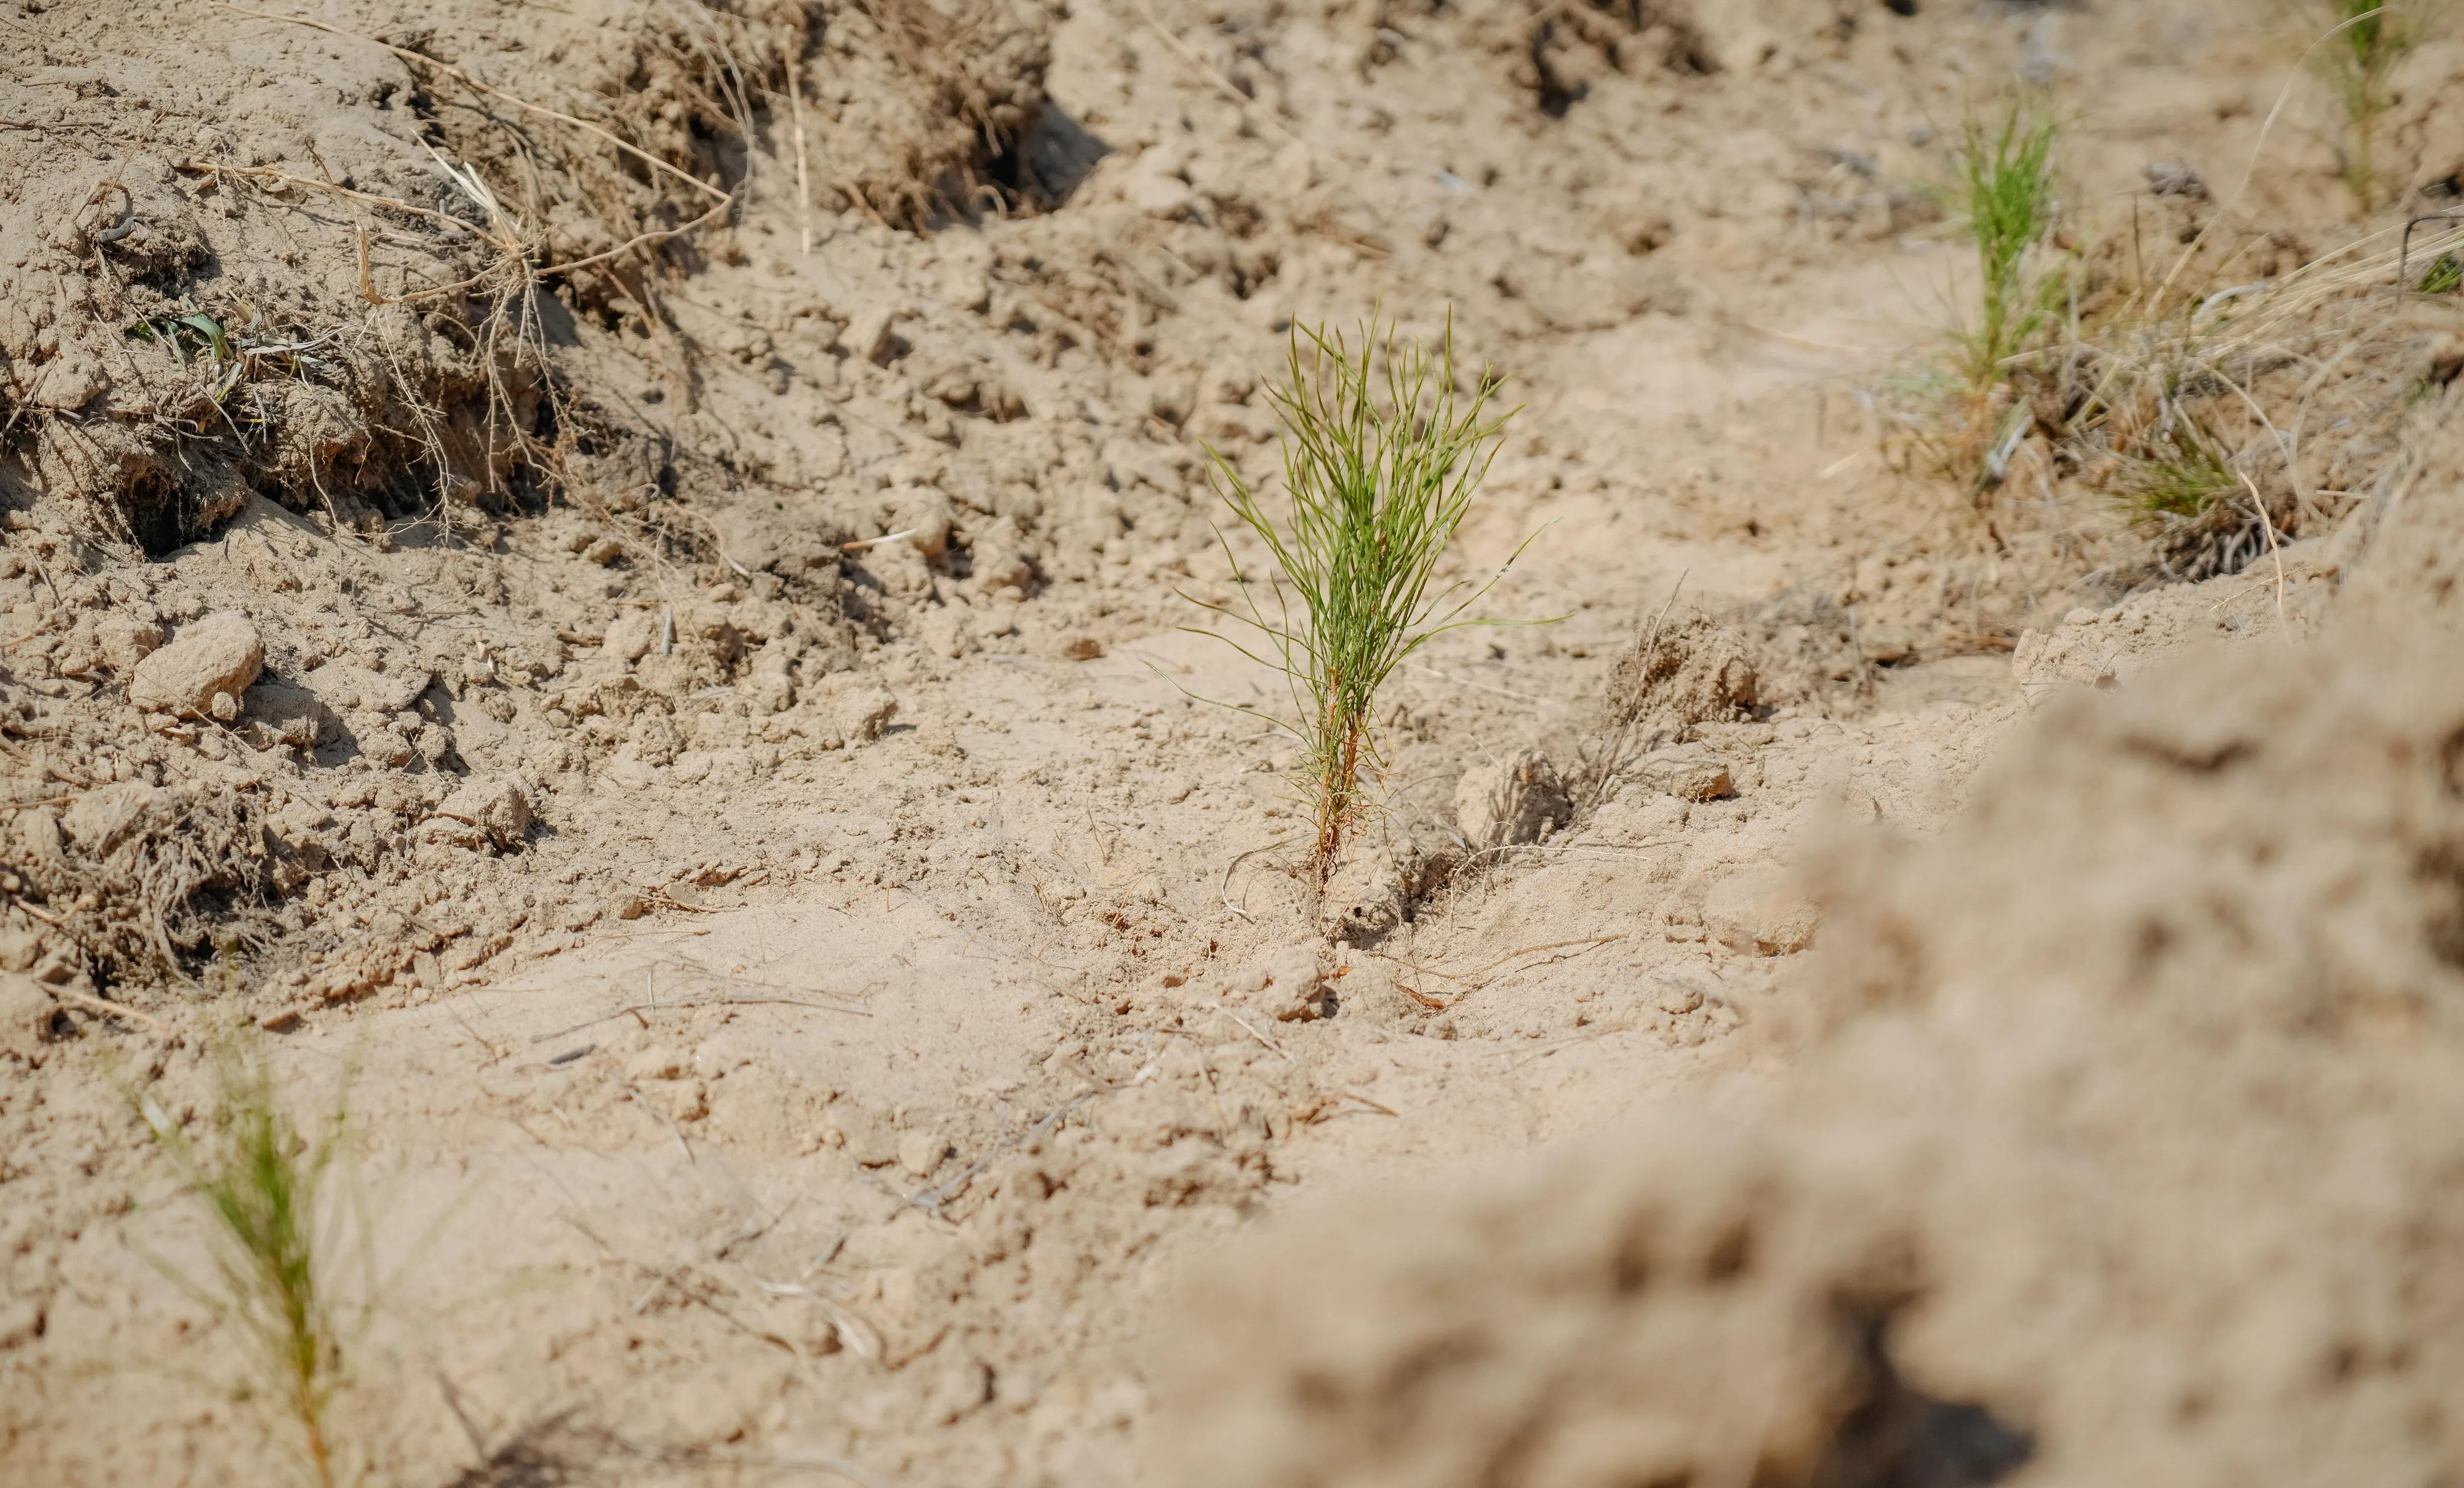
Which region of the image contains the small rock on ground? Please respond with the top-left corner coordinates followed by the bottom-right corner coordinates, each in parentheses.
top-left (838, 687), bottom-right (900, 743)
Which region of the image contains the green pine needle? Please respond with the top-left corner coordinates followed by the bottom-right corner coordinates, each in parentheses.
top-left (2115, 429), bottom-right (2242, 520)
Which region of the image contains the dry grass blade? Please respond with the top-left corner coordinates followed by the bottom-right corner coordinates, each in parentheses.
top-left (2205, 216), bottom-right (2464, 351)
top-left (1582, 571), bottom-right (1685, 815)
top-left (53, 988), bottom-right (172, 1032)
top-left (2241, 471), bottom-right (2293, 637)
top-left (785, 28), bottom-right (815, 255)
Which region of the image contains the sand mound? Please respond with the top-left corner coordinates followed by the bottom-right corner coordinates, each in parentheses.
top-left (1153, 577), bottom-right (2464, 1484)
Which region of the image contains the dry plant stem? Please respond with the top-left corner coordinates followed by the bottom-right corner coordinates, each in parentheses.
top-left (2211, 218), bottom-right (2464, 346)
top-left (786, 35), bottom-right (815, 256)
top-left (2242, 472), bottom-right (2292, 636)
top-left (181, 162), bottom-right (488, 241)
top-left (1585, 571), bottom-right (1686, 815)
top-left (54, 988), bottom-right (171, 1032)
top-left (2401, 211), bottom-right (2464, 287)
top-left (536, 195), bottom-right (735, 280)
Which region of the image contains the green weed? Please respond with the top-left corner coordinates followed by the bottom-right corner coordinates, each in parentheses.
top-left (124, 295), bottom-right (341, 447)
top-left (137, 1038), bottom-right (358, 1488)
top-left (129, 305), bottom-right (235, 365)
top-left (1197, 313), bottom-right (1529, 887)
top-left (2419, 251), bottom-right (2463, 294)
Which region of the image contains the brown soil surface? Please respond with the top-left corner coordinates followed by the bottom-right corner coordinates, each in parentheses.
top-left (3, 1), bottom-right (2462, 1484)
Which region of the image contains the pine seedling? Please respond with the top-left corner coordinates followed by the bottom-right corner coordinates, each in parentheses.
top-left (1197, 313), bottom-right (1527, 887)
top-left (137, 1039), bottom-right (355, 1488)
top-left (1954, 98), bottom-right (2062, 397)
top-left (2306, 0), bottom-right (2434, 209)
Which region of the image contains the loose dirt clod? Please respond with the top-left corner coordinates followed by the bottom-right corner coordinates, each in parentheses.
top-left (1702, 862), bottom-right (1817, 956)
top-left (426, 777), bottom-right (534, 852)
top-left (1454, 748), bottom-right (1568, 850)
top-left (128, 613), bottom-right (263, 720)
top-left (836, 687), bottom-right (900, 744)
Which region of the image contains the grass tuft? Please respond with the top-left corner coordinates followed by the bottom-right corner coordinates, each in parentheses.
top-left (137, 1038), bottom-right (355, 1488)
top-left (1197, 313), bottom-right (1529, 888)
top-left (2114, 426), bottom-right (2242, 520)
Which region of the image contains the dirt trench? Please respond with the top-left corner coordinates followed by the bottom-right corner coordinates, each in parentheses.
top-left (3, 0), bottom-right (2463, 1484)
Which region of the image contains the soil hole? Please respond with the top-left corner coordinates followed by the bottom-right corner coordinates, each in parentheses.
top-left (1817, 1309), bottom-right (2034, 1488)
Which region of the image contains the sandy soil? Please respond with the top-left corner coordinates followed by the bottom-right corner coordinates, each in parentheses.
top-left (3, 0), bottom-right (2462, 1483)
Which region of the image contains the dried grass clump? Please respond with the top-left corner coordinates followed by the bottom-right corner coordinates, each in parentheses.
top-left (10, 783), bottom-right (277, 986)
top-left (207, 0), bottom-right (782, 506)
top-left (2, 149), bottom-right (524, 551)
top-left (1598, 612), bottom-right (1762, 743)
top-left (8, 0), bottom-right (1058, 551)
top-left (1575, 577), bottom-right (1889, 818)
top-left (2049, 212), bottom-right (2463, 583)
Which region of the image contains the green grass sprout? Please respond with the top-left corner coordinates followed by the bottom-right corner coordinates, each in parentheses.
top-left (1195, 311), bottom-right (1533, 888)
